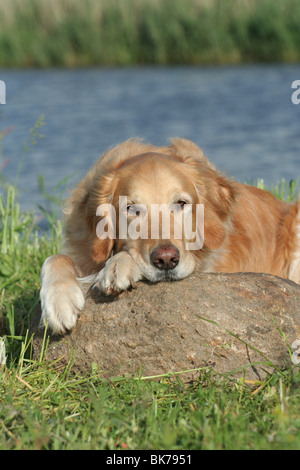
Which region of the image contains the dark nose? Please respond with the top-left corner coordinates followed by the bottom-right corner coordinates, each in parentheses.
top-left (150, 244), bottom-right (180, 271)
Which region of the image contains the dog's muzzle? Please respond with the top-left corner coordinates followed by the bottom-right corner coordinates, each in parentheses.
top-left (150, 244), bottom-right (180, 271)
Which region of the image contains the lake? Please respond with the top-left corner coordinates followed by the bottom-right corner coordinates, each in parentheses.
top-left (0, 65), bottom-right (299, 212)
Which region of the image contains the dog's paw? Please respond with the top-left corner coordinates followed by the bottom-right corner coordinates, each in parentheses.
top-left (40, 279), bottom-right (85, 335)
top-left (94, 252), bottom-right (141, 295)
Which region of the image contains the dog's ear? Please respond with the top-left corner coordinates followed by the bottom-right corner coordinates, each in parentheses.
top-left (85, 173), bottom-right (117, 265)
top-left (201, 207), bottom-right (227, 250)
top-left (90, 233), bottom-right (114, 265)
top-left (196, 170), bottom-right (237, 251)
top-left (169, 138), bottom-right (217, 170)
top-left (208, 173), bottom-right (237, 218)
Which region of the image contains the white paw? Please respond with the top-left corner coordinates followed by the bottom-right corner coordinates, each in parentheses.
top-left (40, 280), bottom-right (85, 335)
top-left (94, 252), bottom-right (141, 295)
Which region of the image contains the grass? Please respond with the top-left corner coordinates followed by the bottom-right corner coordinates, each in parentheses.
top-left (1, 0), bottom-right (300, 67)
top-left (1, 353), bottom-right (300, 450)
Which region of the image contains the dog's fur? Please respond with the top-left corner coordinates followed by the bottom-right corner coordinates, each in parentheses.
top-left (40, 138), bottom-right (300, 334)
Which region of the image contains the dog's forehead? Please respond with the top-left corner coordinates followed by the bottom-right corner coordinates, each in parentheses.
top-left (114, 153), bottom-right (194, 201)
top-left (117, 152), bottom-right (178, 170)
top-left (119, 153), bottom-right (185, 193)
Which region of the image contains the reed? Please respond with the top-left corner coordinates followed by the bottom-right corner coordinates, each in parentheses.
top-left (0, 0), bottom-right (299, 67)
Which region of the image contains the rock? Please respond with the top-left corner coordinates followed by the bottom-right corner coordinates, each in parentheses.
top-left (31, 272), bottom-right (300, 381)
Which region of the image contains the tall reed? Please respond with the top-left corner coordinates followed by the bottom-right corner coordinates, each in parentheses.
top-left (0, 0), bottom-right (299, 67)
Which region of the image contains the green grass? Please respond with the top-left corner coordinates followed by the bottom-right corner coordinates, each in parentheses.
top-left (1, 353), bottom-right (300, 450)
top-left (1, 0), bottom-right (300, 67)
top-left (0, 177), bottom-right (299, 450)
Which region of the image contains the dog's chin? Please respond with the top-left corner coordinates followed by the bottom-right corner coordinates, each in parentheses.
top-left (142, 264), bottom-right (195, 284)
top-left (147, 271), bottom-right (180, 283)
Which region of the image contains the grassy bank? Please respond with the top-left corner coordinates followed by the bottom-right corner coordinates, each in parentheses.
top-left (0, 0), bottom-right (300, 67)
top-left (0, 180), bottom-right (300, 450)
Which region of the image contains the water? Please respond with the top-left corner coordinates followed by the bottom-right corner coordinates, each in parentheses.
top-left (0, 65), bottom-right (300, 212)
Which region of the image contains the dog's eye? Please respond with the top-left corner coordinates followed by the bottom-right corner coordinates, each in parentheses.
top-left (170, 200), bottom-right (189, 213)
top-left (127, 204), bottom-right (141, 216)
top-left (127, 205), bottom-right (136, 214)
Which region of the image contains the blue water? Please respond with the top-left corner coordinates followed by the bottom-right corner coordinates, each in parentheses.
top-left (0, 65), bottom-right (299, 211)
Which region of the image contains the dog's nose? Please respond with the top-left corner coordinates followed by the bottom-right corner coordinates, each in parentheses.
top-left (150, 244), bottom-right (180, 271)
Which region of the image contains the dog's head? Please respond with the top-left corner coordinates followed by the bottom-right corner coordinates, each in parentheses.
top-left (84, 142), bottom-right (237, 282)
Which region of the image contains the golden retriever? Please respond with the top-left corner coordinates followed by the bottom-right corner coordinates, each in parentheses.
top-left (40, 138), bottom-right (300, 334)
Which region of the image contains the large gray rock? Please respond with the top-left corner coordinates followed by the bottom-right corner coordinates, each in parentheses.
top-left (31, 272), bottom-right (300, 381)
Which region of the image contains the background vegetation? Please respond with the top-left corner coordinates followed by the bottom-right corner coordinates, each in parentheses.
top-left (0, 0), bottom-right (300, 67)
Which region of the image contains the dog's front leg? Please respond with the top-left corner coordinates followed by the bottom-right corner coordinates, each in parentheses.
top-left (92, 251), bottom-right (142, 295)
top-left (40, 254), bottom-right (85, 334)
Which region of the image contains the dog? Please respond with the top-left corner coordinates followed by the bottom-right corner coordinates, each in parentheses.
top-left (40, 138), bottom-right (300, 334)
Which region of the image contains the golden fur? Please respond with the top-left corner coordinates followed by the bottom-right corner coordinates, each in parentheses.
top-left (40, 138), bottom-right (300, 334)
